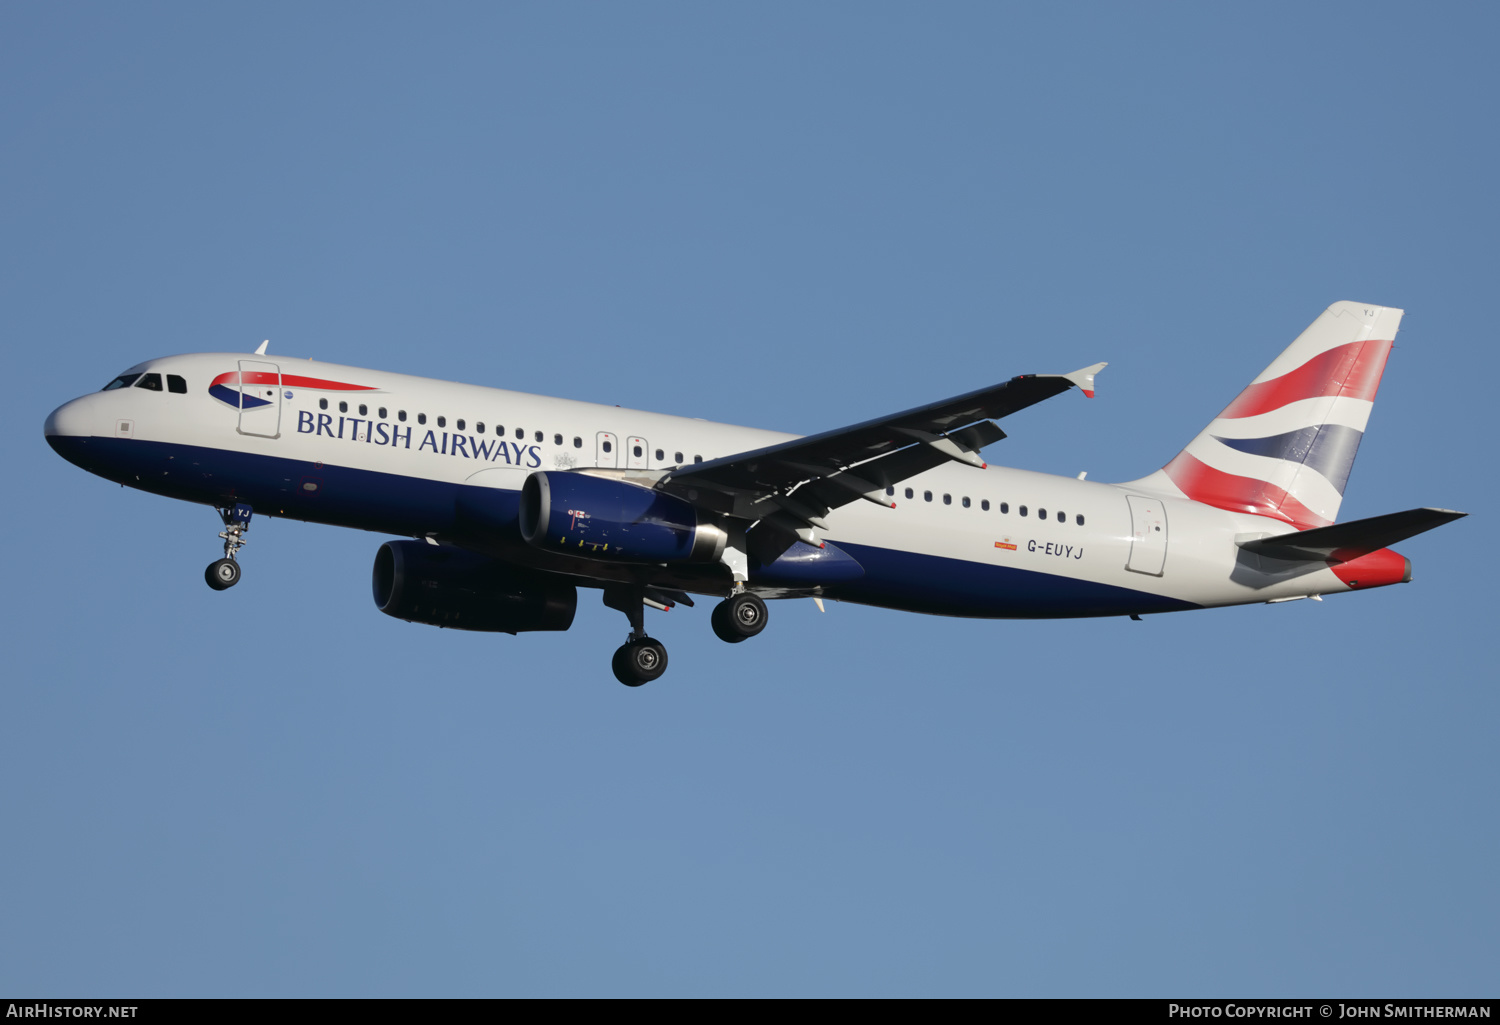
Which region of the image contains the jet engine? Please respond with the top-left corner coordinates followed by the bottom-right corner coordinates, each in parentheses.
top-left (372, 540), bottom-right (577, 633)
top-left (518, 471), bottom-right (727, 564)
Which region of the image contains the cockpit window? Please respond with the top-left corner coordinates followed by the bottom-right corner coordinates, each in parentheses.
top-left (102, 374), bottom-right (140, 391)
top-left (134, 373), bottom-right (164, 391)
top-left (167, 375), bottom-right (187, 394)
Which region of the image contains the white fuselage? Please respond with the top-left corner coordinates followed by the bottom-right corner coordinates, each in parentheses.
top-left (45, 351), bottom-right (1372, 618)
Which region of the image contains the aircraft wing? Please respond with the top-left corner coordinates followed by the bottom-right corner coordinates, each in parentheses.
top-left (656, 363), bottom-right (1105, 559)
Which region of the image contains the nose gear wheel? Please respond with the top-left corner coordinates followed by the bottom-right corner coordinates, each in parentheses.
top-left (205, 558), bottom-right (241, 590)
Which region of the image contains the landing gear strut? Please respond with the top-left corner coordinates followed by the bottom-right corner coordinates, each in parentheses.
top-left (205, 503), bottom-right (252, 591)
top-left (603, 585), bottom-right (669, 687)
top-left (711, 591), bottom-right (768, 643)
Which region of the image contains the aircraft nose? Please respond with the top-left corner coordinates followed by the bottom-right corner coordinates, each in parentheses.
top-left (44, 396), bottom-right (91, 438)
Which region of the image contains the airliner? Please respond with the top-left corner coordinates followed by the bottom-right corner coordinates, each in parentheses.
top-left (44, 301), bottom-right (1464, 685)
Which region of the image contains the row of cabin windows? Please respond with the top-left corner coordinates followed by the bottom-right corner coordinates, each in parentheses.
top-left (316, 398), bottom-right (705, 464)
top-left (96, 378), bottom-right (710, 464)
top-left (103, 372), bottom-right (187, 394)
top-left (887, 486), bottom-right (1085, 526)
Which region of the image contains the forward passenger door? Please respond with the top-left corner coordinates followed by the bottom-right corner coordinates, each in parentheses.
top-left (237, 360), bottom-right (282, 439)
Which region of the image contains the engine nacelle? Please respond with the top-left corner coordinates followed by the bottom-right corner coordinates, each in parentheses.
top-left (519, 471), bottom-right (727, 564)
top-left (372, 540), bottom-right (577, 633)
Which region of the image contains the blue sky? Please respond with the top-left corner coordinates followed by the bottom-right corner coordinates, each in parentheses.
top-left (2, 2), bottom-right (1495, 997)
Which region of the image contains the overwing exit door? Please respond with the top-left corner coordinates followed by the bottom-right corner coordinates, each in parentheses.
top-left (596, 431), bottom-right (619, 468)
top-left (626, 436), bottom-right (648, 469)
top-left (237, 360), bottom-right (282, 438)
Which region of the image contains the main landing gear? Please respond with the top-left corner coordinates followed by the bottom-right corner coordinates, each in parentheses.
top-left (711, 591), bottom-right (768, 643)
top-left (601, 585), bottom-right (772, 687)
top-left (205, 503), bottom-right (252, 591)
top-left (603, 585), bottom-right (669, 687)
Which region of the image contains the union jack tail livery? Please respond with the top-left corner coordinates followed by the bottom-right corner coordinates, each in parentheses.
top-left (1134, 301), bottom-right (1401, 529)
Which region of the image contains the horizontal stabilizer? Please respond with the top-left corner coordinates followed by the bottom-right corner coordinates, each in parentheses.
top-left (1238, 507), bottom-right (1467, 562)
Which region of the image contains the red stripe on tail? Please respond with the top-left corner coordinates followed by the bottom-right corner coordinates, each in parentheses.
top-left (1162, 451), bottom-right (1331, 529)
top-left (1219, 339), bottom-right (1392, 419)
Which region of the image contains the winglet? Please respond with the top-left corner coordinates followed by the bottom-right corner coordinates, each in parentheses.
top-left (254, 339), bottom-right (269, 355)
top-left (1064, 362), bottom-right (1107, 398)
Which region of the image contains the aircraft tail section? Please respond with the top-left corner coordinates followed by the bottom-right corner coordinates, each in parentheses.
top-left (1130, 301), bottom-right (1402, 528)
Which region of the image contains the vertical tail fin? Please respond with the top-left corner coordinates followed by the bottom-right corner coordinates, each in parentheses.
top-left (1130, 301), bottom-right (1402, 528)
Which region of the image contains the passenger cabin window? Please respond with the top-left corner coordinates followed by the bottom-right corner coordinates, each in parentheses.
top-left (1038, 508), bottom-right (1047, 519)
top-left (359, 404), bottom-right (368, 416)
top-left (475, 422), bottom-right (485, 433)
top-left (1057, 510), bottom-right (1065, 523)
top-left (437, 416), bottom-right (446, 428)
top-left (378, 407), bottom-right (388, 419)
top-left (339, 401), bottom-right (348, 413)
top-left (102, 374), bottom-right (141, 391)
top-left (514, 427), bottom-right (523, 439)
top-left (962, 496), bottom-right (971, 508)
top-left (1000, 502), bottom-right (1009, 514)
top-left (981, 499), bottom-right (990, 511)
top-left (693, 455), bottom-right (702, 463)
top-left (1076, 514), bottom-right (1085, 526)
top-left (1019, 505), bottom-right (1028, 517)
top-left (554, 434), bottom-right (563, 445)
top-left (573, 437), bottom-right (582, 448)
top-left (418, 413), bottom-right (427, 425)
top-left (905, 487), bottom-right (914, 499)
top-left (535, 431), bottom-right (543, 443)
top-left (886, 487), bottom-right (895, 496)
top-left (924, 491), bottom-right (932, 502)
top-left (135, 373), bottom-right (163, 391)
top-left (674, 451), bottom-right (683, 464)
top-left (456, 419), bottom-right (466, 431)
top-left (398, 410), bottom-right (407, 422)
top-left (655, 448), bottom-right (664, 461)
top-left (319, 398), bottom-right (328, 410)
top-left (167, 375), bottom-right (187, 394)
top-left (943, 494), bottom-right (951, 505)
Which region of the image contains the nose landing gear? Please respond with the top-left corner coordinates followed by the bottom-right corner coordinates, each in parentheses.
top-left (205, 503), bottom-right (252, 591)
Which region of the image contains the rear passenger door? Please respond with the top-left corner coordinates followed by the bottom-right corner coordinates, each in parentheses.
top-left (1125, 495), bottom-right (1168, 575)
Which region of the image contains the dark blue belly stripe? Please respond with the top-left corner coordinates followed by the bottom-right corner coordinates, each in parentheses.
top-left (47, 435), bottom-right (1199, 619)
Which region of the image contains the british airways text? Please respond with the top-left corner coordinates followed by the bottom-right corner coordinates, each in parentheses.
top-left (297, 410), bottom-right (542, 466)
